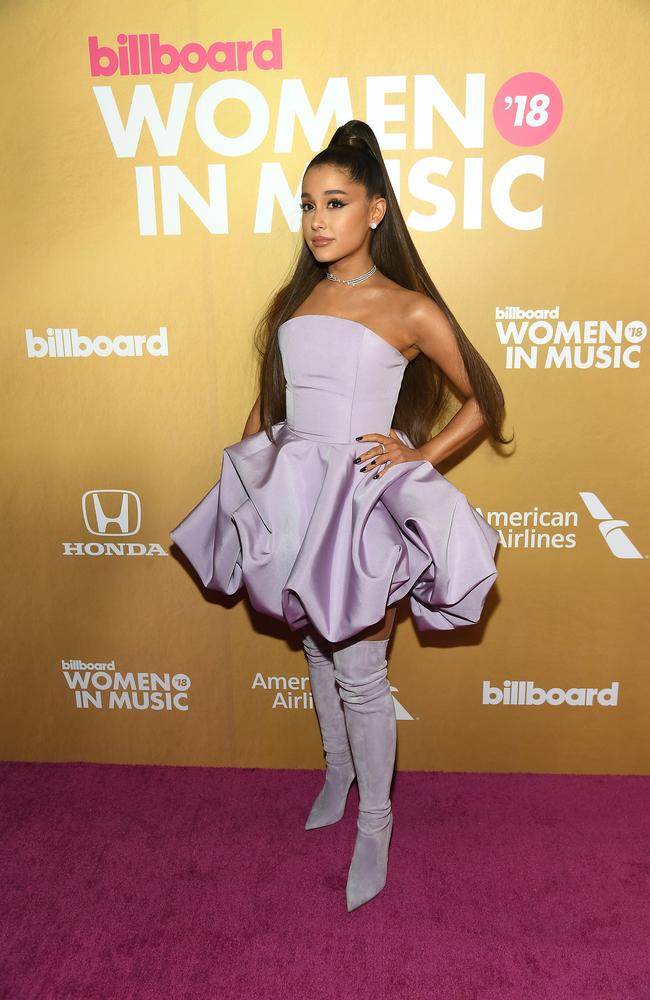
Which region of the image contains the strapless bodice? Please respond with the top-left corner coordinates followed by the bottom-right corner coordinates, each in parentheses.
top-left (278, 314), bottom-right (408, 444)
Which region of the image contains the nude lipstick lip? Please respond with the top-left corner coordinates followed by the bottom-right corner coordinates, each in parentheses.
top-left (312, 237), bottom-right (334, 246)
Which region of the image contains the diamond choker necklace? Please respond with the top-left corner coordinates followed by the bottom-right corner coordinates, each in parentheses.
top-left (326, 264), bottom-right (377, 287)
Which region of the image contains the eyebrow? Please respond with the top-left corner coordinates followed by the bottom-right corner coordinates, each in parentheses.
top-left (300, 189), bottom-right (349, 197)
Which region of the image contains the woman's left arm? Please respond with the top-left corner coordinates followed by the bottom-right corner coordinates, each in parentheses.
top-left (409, 296), bottom-right (486, 467)
top-left (356, 297), bottom-right (489, 476)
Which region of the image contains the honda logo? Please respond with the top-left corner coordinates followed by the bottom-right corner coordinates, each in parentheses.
top-left (81, 490), bottom-right (141, 536)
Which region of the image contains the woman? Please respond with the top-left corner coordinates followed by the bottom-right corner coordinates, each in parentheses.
top-left (170, 120), bottom-right (512, 912)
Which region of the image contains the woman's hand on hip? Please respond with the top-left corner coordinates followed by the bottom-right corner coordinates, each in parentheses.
top-left (353, 428), bottom-right (427, 478)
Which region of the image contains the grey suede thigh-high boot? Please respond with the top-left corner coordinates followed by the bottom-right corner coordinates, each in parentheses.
top-left (302, 629), bottom-right (356, 829)
top-left (332, 637), bottom-right (396, 911)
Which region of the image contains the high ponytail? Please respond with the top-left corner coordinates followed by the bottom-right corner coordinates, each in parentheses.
top-left (253, 119), bottom-right (513, 449)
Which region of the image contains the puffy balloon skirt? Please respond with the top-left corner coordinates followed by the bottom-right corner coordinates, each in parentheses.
top-left (170, 423), bottom-right (499, 643)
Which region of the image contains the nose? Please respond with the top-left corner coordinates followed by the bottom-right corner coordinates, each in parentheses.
top-left (310, 207), bottom-right (325, 230)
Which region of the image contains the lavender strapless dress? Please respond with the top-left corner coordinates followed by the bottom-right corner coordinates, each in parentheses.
top-left (169, 315), bottom-right (499, 642)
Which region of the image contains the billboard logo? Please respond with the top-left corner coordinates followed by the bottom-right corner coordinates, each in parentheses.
top-left (483, 680), bottom-right (619, 707)
top-left (61, 658), bottom-right (190, 711)
top-left (88, 30), bottom-right (283, 77)
top-left (25, 326), bottom-right (168, 359)
top-left (496, 306), bottom-right (645, 370)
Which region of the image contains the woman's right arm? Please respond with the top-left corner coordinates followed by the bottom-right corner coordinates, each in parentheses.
top-left (241, 393), bottom-right (261, 440)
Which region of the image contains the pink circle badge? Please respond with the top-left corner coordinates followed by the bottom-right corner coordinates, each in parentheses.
top-left (493, 72), bottom-right (563, 146)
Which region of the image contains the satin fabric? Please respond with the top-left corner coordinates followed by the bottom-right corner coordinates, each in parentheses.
top-left (170, 314), bottom-right (499, 643)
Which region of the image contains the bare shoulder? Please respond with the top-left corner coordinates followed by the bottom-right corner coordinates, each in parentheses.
top-left (373, 286), bottom-right (448, 358)
top-left (376, 285), bottom-right (443, 327)
top-left (401, 289), bottom-right (447, 330)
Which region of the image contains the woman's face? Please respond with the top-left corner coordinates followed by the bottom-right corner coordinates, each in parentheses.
top-left (300, 164), bottom-right (383, 263)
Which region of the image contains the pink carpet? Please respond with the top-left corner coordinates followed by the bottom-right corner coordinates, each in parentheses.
top-left (1, 761), bottom-right (648, 999)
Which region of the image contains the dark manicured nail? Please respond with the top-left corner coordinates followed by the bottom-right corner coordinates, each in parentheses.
top-left (372, 473), bottom-right (380, 479)
top-left (355, 436), bottom-right (363, 441)
top-left (369, 460), bottom-right (376, 466)
top-left (353, 457), bottom-right (361, 464)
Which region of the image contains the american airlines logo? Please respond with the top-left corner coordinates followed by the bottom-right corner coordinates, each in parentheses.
top-left (579, 492), bottom-right (643, 559)
top-left (251, 672), bottom-right (415, 720)
top-left (390, 685), bottom-right (414, 721)
top-left (475, 490), bottom-right (643, 556)
top-left (62, 489), bottom-right (167, 558)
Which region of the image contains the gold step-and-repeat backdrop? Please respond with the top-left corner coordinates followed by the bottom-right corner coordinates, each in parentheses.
top-left (2, 1), bottom-right (648, 774)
